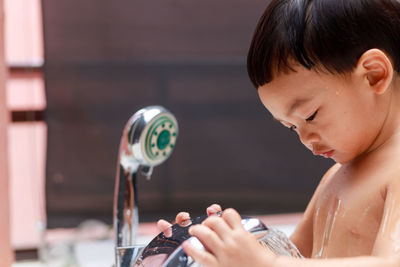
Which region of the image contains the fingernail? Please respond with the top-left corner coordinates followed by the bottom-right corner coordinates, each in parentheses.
top-left (180, 212), bottom-right (190, 220)
top-left (208, 206), bottom-right (218, 213)
top-left (181, 219), bottom-right (193, 227)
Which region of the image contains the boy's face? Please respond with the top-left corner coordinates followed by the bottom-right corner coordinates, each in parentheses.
top-left (258, 66), bottom-right (387, 164)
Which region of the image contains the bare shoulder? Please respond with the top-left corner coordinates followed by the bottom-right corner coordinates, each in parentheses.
top-left (289, 163), bottom-right (340, 256)
top-left (370, 138), bottom-right (400, 196)
top-left (304, 162), bottom-right (341, 212)
top-left (302, 163), bottom-right (341, 219)
top-left (317, 163), bottom-right (341, 188)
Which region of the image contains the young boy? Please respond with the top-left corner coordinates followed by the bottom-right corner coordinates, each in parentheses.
top-left (158, 0), bottom-right (400, 266)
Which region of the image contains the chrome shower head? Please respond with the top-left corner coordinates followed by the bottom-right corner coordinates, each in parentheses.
top-left (119, 105), bottom-right (178, 176)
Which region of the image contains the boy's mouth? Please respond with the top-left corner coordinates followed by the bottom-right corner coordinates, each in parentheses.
top-left (313, 149), bottom-right (334, 158)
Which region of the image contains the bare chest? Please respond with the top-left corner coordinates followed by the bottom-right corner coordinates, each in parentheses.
top-left (312, 172), bottom-right (385, 258)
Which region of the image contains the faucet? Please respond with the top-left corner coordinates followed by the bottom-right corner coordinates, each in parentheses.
top-left (113, 106), bottom-right (178, 267)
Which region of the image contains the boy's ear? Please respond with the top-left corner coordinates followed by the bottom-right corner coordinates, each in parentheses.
top-left (355, 49), bottom-right (393, 95)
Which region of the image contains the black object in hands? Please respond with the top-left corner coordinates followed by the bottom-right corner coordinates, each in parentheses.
top-left (135, 213), bottom-right (269, 267)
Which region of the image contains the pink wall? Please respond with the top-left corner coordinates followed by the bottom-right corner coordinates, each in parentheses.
top-left (4, 0), bottom-right (47, 252)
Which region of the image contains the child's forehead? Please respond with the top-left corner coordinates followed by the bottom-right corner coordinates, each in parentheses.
top-left (257, 67), bottom-right (356, 112)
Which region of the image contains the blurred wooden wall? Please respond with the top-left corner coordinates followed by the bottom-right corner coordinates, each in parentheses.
top-left (42, 0), bottom-right (333, 227)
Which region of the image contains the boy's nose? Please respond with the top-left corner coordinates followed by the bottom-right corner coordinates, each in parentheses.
top-left (298, 128), bottom-right (320, 148)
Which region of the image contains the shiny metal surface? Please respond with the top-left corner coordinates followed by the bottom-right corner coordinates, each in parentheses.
top-left (114, 106), bottom-right (178, 267)
top-left (132, 214), bottom-right (270, 267)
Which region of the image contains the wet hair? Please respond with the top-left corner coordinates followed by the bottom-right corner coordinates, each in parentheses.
top-left (247, 0), bottom-right (400, 88)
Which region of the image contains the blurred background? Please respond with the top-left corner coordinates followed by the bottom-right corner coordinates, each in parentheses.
top-left (2, 0), bottom-right (334, 265)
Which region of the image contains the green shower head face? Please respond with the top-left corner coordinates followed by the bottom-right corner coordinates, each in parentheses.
top-left (143, 114), bottom-right (178, 165)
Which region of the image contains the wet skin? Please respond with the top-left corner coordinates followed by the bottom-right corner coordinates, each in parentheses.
top-left (308, 139), bottom-right (400, 258)
top-left (160, 49), bottom-right (400, 266)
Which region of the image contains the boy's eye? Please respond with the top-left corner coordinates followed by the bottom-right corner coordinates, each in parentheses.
top-left (306, 110), bottom-right (318, 122)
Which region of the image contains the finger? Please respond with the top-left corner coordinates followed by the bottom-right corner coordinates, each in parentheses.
top-left (188, 224), bottom-right (223, 254)
top-left (221, 208), bottom-right (243, 229)
top-left (202, 216), bottom-right (231, 240)
top-left (157, 219), bottom-right (172, 237)
top-left (175, 212), bottom-right (191, 224)
top-left (157, 219), bottom-right (172, 231)
top-left (206, 204), bottom-right (222, 216)
top-left (182, 239), bottom-right (217, 267)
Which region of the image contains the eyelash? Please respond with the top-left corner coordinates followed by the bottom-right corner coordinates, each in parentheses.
top-left (289, 110), bottom-right (318, 132)
top-left (306, 110), bottom-right (318, 122)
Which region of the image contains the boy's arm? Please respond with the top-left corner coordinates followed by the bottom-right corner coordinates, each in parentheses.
top-left (290, 163), bottom-right (340, 257)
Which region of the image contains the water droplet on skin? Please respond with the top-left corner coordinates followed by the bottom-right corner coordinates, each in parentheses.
top-left (315, 198), bottom-right (342, 258)
top-left (381, 191), bottom-right (395, 234)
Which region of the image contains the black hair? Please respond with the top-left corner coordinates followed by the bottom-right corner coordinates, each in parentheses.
top-left (247, 0), bottom-right (400, 88)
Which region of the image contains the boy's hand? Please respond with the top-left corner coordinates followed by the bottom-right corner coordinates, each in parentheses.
top-left (183, 208), bottom-right (276, 267)
top-left (156, 204), bottom-right (222, 237)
